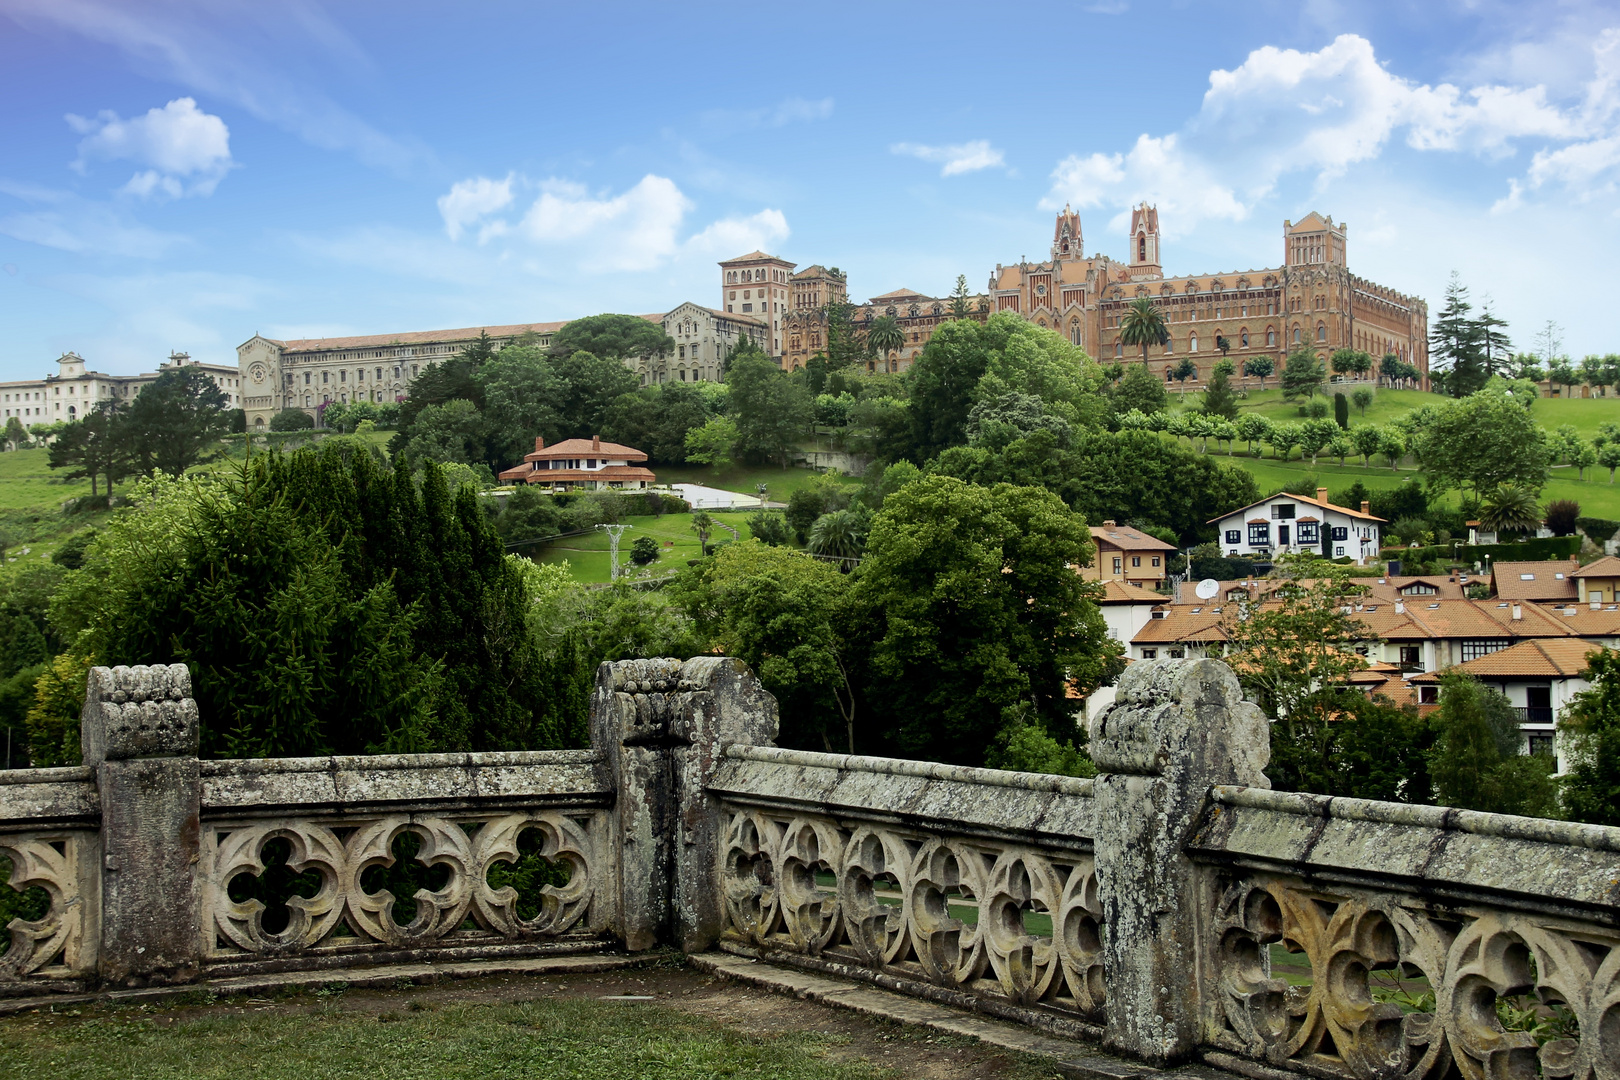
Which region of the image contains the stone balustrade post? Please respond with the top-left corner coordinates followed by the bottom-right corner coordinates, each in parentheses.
top-left (80, 664), bottom-right (203, 986)
top-left (1087, 658), bottom-right (1271, 1066)
top-left (667, 657), bottom-right (777, 953)
top-left (589, 656), bottom-right (778, 953)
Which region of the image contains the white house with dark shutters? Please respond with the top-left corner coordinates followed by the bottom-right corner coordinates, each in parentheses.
top-left (1209, 486), bottom-right (1385, 565)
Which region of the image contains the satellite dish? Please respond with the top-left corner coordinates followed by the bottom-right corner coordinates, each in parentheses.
top-left (1195, 578), bottom-right (1220, 600)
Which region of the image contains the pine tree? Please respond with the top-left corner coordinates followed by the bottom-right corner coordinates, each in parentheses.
top-left (1429, 273), bottom-right (1487, 398)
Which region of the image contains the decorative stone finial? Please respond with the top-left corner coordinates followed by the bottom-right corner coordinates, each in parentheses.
top-left (80, 664), bottom-right (199, 765)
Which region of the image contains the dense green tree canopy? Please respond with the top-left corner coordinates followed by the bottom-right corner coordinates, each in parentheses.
top-left (1419, 389), bottom-right (1550, 499)
top-left (930, 428), bottom-right (1261, 545)
top-left (122, 366), bottom-right (233, 475)
top-left (725, 344), bottom-right (808, 466)
top-left (548, 313), bottom-right (674, 363)
top-left (847, 475), bottom-right (1121, 764)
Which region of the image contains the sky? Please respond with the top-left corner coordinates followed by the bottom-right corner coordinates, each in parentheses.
top-left (0, 0), bottom-right (1617, 380)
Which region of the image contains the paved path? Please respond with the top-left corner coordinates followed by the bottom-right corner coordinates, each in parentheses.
top-left (670, 483), bottom-right (784, 511)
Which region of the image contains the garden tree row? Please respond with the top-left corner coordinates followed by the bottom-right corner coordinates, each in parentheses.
top-left (47, 366), bottom-right (241, 492)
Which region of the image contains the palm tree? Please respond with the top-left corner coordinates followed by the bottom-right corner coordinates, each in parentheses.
top-left (807, 509), bottom-right (866, 564)
top-left (1119, 298), bottom-right (1168, 365)
top-left (691, 512), bottom-right (715, 556)
top-left (1478, 485), bottom-right (1542, 535)
top-left (868, 315), bottom-right (905, 372)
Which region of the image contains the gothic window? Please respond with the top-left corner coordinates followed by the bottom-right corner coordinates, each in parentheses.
top-left (1240, 329), bottom-right (1249, 347)
top-left (1293, 327), bottom-right (1302, 344)
top-left (1267, 328), bottom-right (1276, 346)
top-left (1190, 333), bottom-right (1199, 352)
top-left (1317, 322), bottom-right (1327, 342)
top-left (1138, 235), bottom-right (1146, 261)
top-left (1116, 342), bottom-right (1123, 358)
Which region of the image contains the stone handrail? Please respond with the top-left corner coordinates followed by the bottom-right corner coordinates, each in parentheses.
top-left (0, 655), bottom-right (1616, 1079)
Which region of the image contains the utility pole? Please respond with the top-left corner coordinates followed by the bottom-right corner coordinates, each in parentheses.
top-left (598, 523), bottom-right (630, 582)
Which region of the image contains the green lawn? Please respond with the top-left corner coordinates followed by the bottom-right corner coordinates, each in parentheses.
top-left (523, 511), bottom-right (762, 584)
top-left (1183, 384), bottom-right (1619, 443)
top-left (0, 445), bottom-right (95, 512)
top-left (654, 464), bottom-right (862, 501)
top-left (0, 993), bottom-right (902, 1080)
top-left (1207, 448), bottom-right (1620, 519)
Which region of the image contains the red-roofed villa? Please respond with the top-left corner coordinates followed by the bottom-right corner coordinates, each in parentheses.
top-left (497, 435), bottom-right (657, 492)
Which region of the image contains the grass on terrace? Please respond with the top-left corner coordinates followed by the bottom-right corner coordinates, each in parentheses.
top-left (0, 994), bottom-right (902, 1080)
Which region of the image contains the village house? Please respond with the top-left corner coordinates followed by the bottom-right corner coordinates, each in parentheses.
top-left (1085, 521), bottom-right (1178, 588)
top-left (1410, 639), bottom-right (1611, 773)
top-left (496, 435), bottom-right (656, 492)
top-left (1209, 487), bottom-right (1385, 564)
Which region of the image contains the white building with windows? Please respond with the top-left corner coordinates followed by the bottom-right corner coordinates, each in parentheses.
top-left (1209, 487), bottom-right (1385, 565)
top-left (0, 351), bottom-right (243, 424)
top-left (630, 303), bottom-right (766, 387)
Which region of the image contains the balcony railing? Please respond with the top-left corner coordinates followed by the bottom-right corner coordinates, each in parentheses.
top-left (1513, 706), bottom-right (1554, 725)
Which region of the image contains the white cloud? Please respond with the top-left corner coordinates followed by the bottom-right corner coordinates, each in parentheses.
top-left (1048, 32), bottom-right (1620, 229)
top-left (68, 97), bottom-right (234, 198)
top-left (685, 209), bottom-right (790, 257)
top-left (437, 175), bottom-right (514, 242)
top-left (518, 175), bottom-right (692, 271)
top-left (891, 140), bottom-right (1007, 176)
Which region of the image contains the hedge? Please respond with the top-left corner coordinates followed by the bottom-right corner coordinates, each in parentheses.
top-left (1576, 516), bottom-right (1620, 541)
top-left (1381, 535), bottom-right (1582, 567)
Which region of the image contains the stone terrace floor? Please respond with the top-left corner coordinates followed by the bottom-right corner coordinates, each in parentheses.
top-left (0, 955), bottom-right (1236, 1079)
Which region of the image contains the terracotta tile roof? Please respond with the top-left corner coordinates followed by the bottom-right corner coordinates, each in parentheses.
top-left (868, 287), bottom-right (934, 302)
top-left (523, 437), bottom-right (647, 461)
top-left (1093, 524), bottom-right (1178, 552)
top-left (1211, 491), bottom-right (1385, 525)
top-left (1491, 560), bottom-right (1579, 601)
top-left (1132, 612), bottom-right (1228, 645)
top-left (1409, 640), bottom-right (1612, 681)
top-left (720, 250), bottom-right (785, 264)
top-left (272, 321), bottom-right (568, 353)
top-left (1541, 604), bottom-right (1620, 636)
top-left (1094, 579), bottom-right (1170, 605)
top-left (501, 465), bottom-right (657, 485)
top-left (1398, 599), bottom-right (1574, 640)
top-left (1571, 555), bottom-right (1620, 579)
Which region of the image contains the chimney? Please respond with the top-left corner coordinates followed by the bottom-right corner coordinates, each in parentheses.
top-left (1511, 604), bottom-right (1522, 621)
top-left (1593, 599), bottom-right (1603, 611)
top-left (1361, 501), bottom-right (1371, 516)
top-left (1395, 600), bottom-right (1405, 614)
top-left (1102, 519), bottom-right (1116, 528)
top-left (534, 436), bottom-right (545, 452)
top-left (1316, 487), bottom-right (1329, 503)
top-left (592, 435), bottom-right (601, 451)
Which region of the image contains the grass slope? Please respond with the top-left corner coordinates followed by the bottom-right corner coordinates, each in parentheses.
top-left (0, 446), bottom-right (95, 512)
top-left (523, 510), bottom-right (762, 584)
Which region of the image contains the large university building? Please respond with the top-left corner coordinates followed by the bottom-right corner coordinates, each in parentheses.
top-left (237, 304), bottom-right (767, 429)
top-left (988, 206), bottom-right (1428, 386)
top-left (0, 351), bottom-right (244, 424)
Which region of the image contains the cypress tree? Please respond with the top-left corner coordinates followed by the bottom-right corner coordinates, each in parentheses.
top-left (1200, 366), bottom-right (1240, 421)
top-left (1333, 392), bottom-right (1350, 429)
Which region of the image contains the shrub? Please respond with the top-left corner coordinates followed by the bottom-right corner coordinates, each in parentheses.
top-left (1544, 499), bottom-right (1580, 537)
top-left (747, 510), bottom-right (791, 547)
top-left (629, 535), bottom-right (660, 565)
top-left (269, 408), bottom-right (315, 432)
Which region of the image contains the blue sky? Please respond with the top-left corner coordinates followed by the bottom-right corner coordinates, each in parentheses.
top-left (1, 0), bottom-right (1617, 380)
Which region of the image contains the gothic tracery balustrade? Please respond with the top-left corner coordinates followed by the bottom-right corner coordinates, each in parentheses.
top-left (203, 810), bottom-right (603, 957)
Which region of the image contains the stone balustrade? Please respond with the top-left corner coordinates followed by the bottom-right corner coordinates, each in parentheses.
top-left (1, 656), bottom-right (1615, 1079)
